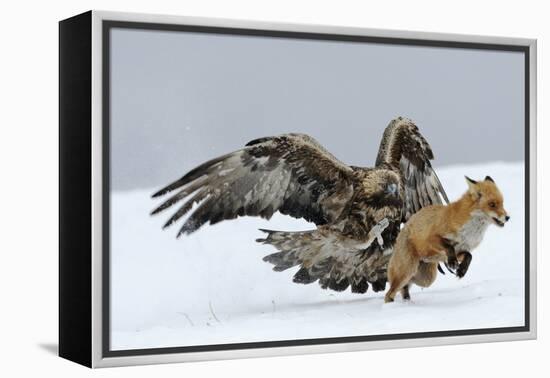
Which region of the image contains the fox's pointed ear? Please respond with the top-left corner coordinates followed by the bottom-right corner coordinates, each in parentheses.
top-left (485, 175), bottom-right (494, 183)
top-left (465, 176), bottom-right (481, 199)
top-left (465, 176), bottom-right (478, 185)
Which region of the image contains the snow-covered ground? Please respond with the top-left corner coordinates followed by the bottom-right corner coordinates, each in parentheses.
top-left (110, 162), bottom-right (525, 350)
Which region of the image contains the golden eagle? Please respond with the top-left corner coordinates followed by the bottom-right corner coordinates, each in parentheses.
top-left (151, 117), bottom-right (448, 294)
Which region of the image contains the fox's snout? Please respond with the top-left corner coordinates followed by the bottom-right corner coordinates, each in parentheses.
top-left (491, 212), bottom-right (510, 227)
top-left (489, 202), bottom-right (509, 227)
top-left (487, 204), bottom-right (509, 227)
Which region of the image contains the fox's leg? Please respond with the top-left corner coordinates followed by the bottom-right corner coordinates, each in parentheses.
top-left (385, 260), bottom-right (417, 303)
top-left (386, 271), bottom-right (416, 303)
top-left (385, 229), bottom-right (417, 303)
top-left (456, 251), bottom-right (473, 278)
top-left (385, 281), bottom-right (404, 303)
top-left (441, 238), bottom-right (458, 271)
top-left (400, 284), bottom-right (411, 301)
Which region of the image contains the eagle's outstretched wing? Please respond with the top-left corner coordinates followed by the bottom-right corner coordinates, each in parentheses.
top-left (375, 117), bottom-right (449, 221)
top-left (151, 134), bottom-right (355, 236)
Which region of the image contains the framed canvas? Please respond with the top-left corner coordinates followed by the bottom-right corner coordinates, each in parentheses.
top-left (59, 10), bottom-right (537, 368)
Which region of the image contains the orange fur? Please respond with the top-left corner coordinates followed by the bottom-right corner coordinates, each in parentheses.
top-left (384, 176), bottom-right (508, 303)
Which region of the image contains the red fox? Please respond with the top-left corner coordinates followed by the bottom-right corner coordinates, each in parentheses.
top-left (384, 176), bottom-right (509, 303)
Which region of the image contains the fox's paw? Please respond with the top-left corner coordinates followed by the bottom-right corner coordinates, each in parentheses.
top-left (447, 255), bottom-right (459, 271)
top-left (456, 251), bottom-right (472, 279)
top-left (456, 265), bottom-right (468, 279)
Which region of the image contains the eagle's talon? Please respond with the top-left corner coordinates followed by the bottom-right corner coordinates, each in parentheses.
top-left (373, 218), bottom-right (389, 246)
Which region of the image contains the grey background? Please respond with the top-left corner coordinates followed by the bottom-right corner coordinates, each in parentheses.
top-left (110, 28), bottom-right (525, 191)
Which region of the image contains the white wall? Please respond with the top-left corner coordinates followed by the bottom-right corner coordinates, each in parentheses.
top-left (0, 0), bottom-right (546, 377)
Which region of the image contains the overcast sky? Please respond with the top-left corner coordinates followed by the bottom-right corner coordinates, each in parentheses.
top-left (110, 28), bottom-right (525, 191)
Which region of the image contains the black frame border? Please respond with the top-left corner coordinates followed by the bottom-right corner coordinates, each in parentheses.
top-left (101, 20), bottom-right (531, 358)
top-left (59, 11), bottom-right (93, 367)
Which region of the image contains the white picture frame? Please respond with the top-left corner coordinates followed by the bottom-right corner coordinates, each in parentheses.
top-left (59, 10), bottom-right (537, 368)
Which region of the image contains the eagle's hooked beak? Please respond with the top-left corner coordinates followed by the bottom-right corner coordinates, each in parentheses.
top-left (385, 183), bottom-right (398, 197)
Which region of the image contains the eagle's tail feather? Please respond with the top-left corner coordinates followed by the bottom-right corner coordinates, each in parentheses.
top-left (258, 229), bottom-right (314, 273)
top-left (257, 228), bottom-right (378, 293)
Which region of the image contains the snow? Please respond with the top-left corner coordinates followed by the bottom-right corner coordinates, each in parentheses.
top-left (110, 162), bottom-right (525, 350)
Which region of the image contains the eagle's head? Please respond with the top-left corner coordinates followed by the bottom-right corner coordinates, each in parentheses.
top-left (361, 170), bottom-right (403, 208)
